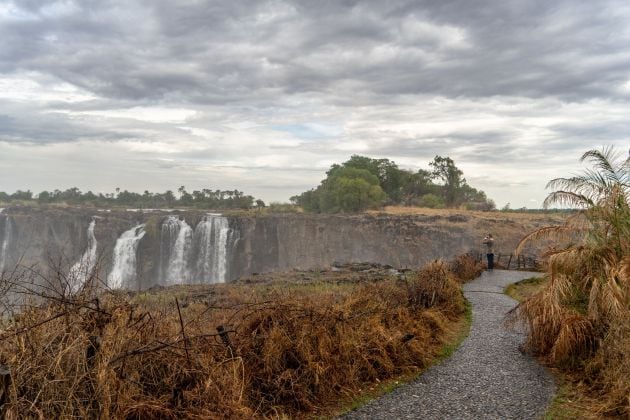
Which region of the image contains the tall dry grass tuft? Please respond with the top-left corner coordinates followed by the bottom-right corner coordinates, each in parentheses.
top-left (449, 254), bottom-right (485, 282)
top-left (511, 147), bottom-right (629, 416)
top-left (0, 258), bottom-right (468, 418)
top-left (407, 260), bottom-right (466, 313)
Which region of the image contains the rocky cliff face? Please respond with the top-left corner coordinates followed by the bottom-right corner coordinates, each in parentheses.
top-left (0, 206), bottom-right (558, 290)
top-left (229, 212), bottom-right (553, 277)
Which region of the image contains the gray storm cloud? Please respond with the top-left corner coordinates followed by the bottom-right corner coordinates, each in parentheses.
top-left (0, 0), bottom-right (629, 207)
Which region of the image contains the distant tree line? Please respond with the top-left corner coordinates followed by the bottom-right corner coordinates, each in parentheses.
top-left (291, 155), bottom-right (496, 213)
top-left (0, 186), bottom-right (259, 209)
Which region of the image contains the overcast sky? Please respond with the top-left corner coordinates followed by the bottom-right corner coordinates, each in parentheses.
top-left (1, 0), bottom-right (629, 208)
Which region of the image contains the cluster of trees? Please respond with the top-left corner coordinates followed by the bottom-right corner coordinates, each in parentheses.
top-left (291, 155), bottom-right (495, 213)
top-left (0, 186), bottom-right (259, 210)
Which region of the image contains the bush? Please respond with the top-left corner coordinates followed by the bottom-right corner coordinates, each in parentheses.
top-left (418, 193), bottom-right (445, 209)
top-left (449, 254), bottom-right (485, 282)
top-left (266, 202), bottom-right (300, 213)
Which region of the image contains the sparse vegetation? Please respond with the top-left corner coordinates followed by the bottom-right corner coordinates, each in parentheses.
top-left (0, 258), bottom-right (474, 418)
top-left (510, 147), bottom-right (630, 417)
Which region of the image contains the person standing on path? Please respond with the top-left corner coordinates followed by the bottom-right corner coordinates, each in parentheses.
top-left (483, 233), bottom-right (495, 270)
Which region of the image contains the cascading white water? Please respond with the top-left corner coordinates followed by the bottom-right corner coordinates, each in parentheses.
top-left (0, 211), bottom-right (11, 273)
top-left (195, 214), bottom-right (233, 283)
top-left (68, 218), bottom-right (98, 293)
top-left (160, 216), bottom-right (193, 285)
top-left (108, 224), bottom-right (146, 289)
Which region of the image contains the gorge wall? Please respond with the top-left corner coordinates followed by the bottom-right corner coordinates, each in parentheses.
top-left (0, 206), bottom-right (558, 290)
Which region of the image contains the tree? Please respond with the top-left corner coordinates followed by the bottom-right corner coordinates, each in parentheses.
top-left (328, 155), bottom-right (406, 203)
top-left (429, 156), bottom-right (465, 206)
top-left (293, 166), bottom-right (386, 213)
top-left (37, 191), bottom-right (52, 203)
top-left (330, 176), bottom-right (385, 212)
top-left (401, 169), bottom-right (436, 205)
top-left (295, 154), bottom-right (494, 212)
top-left (11, 190), bottom-right (33, 200)
top-left (177, 186), bottom-right (186, 200)
top-left (164, 190), bottom-right (176, 205)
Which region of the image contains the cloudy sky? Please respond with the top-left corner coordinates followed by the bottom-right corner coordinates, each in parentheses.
top-left (1, 0), bottom-right (629, 208)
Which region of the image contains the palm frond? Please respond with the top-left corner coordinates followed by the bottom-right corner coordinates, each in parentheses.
top-left (543, 190), bottom-right (593, 209)
top-left (580, 147), bottom-right (620, 181)
top-left (546, 176), bottom-right (601, 195)
top-left (515, 225), bottom-right (583, 255)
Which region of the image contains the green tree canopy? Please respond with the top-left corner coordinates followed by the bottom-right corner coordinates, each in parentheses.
top-left (430, 155), bottom-right (465, 206)
top-left (293, 154), bottom-right (495, 213)
top-left (295, 166), bottom-right (386, 213)
top-left (0, 187), bottom-right (258, 210)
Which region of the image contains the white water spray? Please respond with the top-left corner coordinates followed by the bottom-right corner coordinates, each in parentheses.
top-left (161, 216), bottom-right (193, 284)
top-left (195, 214), bottom-right (233, 283)
top-left (108, 224), bottom-right (146, 289)
top-left (68, 219), bottom-right (98, 293)
top-left (0, 212), bottom-right (11, 273)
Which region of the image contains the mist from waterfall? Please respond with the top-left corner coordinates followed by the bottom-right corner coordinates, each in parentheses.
top-left (195, 214), bottom-right (234, 283)
top-left (0, 211), bottom-right (12, 273)
top-left (68, 218), bottom-right (98, 293)
top-left (108, 224), bottom-right (146, 289)
top-left (160, 216), bottom-right (193, 285)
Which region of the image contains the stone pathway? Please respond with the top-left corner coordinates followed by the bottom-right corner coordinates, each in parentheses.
top-left (341, 270), bottom-right (556, 420)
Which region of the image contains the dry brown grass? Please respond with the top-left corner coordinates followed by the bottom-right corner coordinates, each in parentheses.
top-left (0, 260), bottom-right (468, 419)
top-left (511, 239), bottom-right (630, 417)
top-left (370, 206), bottom-right (567, 222)
top-left (449, 254), bottom-right (485, 282)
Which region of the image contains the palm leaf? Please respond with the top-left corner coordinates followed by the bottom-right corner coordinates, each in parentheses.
top-left (580, 147), bottom-right (619, 181)
top-left (543, 190), bottom-right (593, 209)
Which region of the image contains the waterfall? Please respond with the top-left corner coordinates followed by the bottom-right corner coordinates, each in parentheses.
top-left (160, 216), bottom-right (193, 285)
top-left (195, 214), bottom-right (234, 283)
top-left (0, 212), bottom-right (12, 273)
top-left (68, 218), bottom-right (98, 293)
top-left (108, 224), bottom-right (146, 289)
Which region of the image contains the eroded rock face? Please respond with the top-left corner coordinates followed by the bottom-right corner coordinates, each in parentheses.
top-left (0, 207), bottom-right (556, 289)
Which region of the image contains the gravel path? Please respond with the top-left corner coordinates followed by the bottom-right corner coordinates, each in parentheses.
top-left (341, 270), bottom-right (556, 420)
